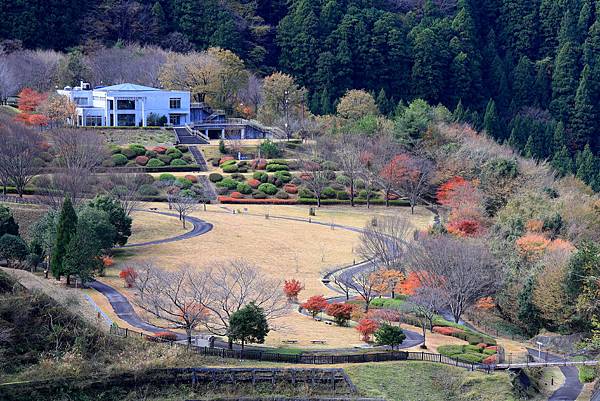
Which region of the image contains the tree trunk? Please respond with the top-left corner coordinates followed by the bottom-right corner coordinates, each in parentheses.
top-left (66, 274), bottom-right (70, 286)
top-left (187, 328), bottom-right (192, 346)
top-left (241, 339), bottom-right (245, 350)
top-left (317, 196), bottom-right (321, 208)
top-left (410, 202), bottom-right (415, 215)
top-left (182, 218), bottom-right (186, 229)
top-left (228, 337), bottom-right (233, 350)
top-left (385, 189), bottom-right (390, 207)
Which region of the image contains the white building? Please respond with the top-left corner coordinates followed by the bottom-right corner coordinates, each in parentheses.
top-left (57, 82), bottom-right (190, 127)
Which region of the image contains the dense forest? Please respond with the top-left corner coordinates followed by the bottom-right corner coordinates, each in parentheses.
top-left (1, 0), bottom-right (600, 178)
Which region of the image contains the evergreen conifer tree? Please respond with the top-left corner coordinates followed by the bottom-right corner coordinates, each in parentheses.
top-left (51, 198), bottom-right (77, 280)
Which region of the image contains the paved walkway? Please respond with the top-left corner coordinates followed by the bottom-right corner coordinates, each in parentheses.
top-left (188, 146), bottom-right (208, 171)
top-left (174, 127), bottom-right (208, 145)
top-left (526, 348), bottom-right (583, 401)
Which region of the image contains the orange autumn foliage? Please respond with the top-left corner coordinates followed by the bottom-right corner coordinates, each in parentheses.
top-left (447, 219), bottom-right (482, 237)
top-left (119, 267), bottom-right (137, 288)
top-left (371, 269), bottom-right (405, 296)
top-left (475, 297), bottom-right (495, 310)
top-left (396, 271), bottom-right (422, 296)
top-left (356, 318), bottom-right (379, 342)
top-left (16, 88), bottom-right (49, 126)
top-left (101, 255), bottom-right (114, 267)
top-left (525, 219), bottom-right (544, 233)
top-left (515, 234), bottom-right (551, 257)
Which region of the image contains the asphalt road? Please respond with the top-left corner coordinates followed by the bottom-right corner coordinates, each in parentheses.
top-left (527, 348), bottom-right (583, 401)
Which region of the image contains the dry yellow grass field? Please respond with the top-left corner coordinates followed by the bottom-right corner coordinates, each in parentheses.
top-left (95, 202), bottom-right (434, 347)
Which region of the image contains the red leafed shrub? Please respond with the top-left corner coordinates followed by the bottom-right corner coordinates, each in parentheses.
top-left (147, 331), bottom-right (177, 342)
top-left (217, 196), bottom-right (298, 205)
top-left (432, 326), bottom-right (464, 336)
top-left (230, 191), bottom-right (244, 199)
top-left (356, 318), bottom-right (379, 342)
top-left (119, 267), bottom-right (138, 288)
top-left (301, 295), bottom-right (329, 318)
top-left (152, 146), bottom-right (168, 154)
top-left (485, 346), bottom-right (498, 352)
top-left (248, 178), bottom-right (261, 188)
top-left (219, 156), bottom-right (235, 165)
top-left (447, 219), bottom-right (481, 237)
top-left (396, 271), bottom-right (422, 296)
top-left (482, 354), bottom-right (497, 365)
top-left (283, 279), bottom-right (304, 302)
top-left (436, 176), bottom-right (469, 205)
top-left (284, 184), bottom-right (298, 194)
top-left (476, 343), bottom-right (488, 349)
top-left (386, 193), bottom-right (400, 200)
top-left (101, 255), bottom-right (114, 267)
top-left (326, 303), bottom-right (353, 326)
top-left (251, 158), bottom-right (268, 170)
top-left (135, 155), bottom-right (149, 166)
top-left (184, 175), bottom-right (198, 183)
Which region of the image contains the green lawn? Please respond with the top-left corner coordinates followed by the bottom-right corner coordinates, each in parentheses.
top-left (346, 362), bottom-right (517, 401)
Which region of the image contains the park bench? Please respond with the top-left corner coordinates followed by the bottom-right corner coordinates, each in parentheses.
top-left (311, 340), bottom-right (327, 344)
top-left (324, 321), bottom-right (333, 326)
top-left (282, 339), bottom-right (298, 344)
top-left (149, 207), bottom-right (159, 211)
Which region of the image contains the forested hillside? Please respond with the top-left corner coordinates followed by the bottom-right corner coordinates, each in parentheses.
top-left (1, 0), bottom-right (600, 179)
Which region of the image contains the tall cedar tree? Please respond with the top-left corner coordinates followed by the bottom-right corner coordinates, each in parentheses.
top-left (227, 302), bottom-right (269, 349)
top-left (51, 198), bottom-right (77, 280)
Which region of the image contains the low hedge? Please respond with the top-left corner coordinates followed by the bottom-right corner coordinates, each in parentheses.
top-left (111, 154), bottom-right (128, 166)
top-left (170, 159), bottom-right (188, 166)
top-left (218, 196), bottom-right (297, 204)
top-left (216, 178), bottom-right (239, 190)
top-left (236, 183), bottom-right (253, 194)
top-left (159, 173), bottom-right (176, 182)
top-left (438, 345), bottom-right (489, 364)
top-left (147, 158), bottom-right (166, 167)
top-left (258, 183), bottom-right (278, 195)
top-left (297, 198), bottom-right (411, 207)
top-left (209, 173), bottom-right (223, 183)
top-left (266, 163), bottom-right (289, 172)
top-left (222, 164), bottom-right (239, 173)
top-left (253, 172), bottom-right (269, 182)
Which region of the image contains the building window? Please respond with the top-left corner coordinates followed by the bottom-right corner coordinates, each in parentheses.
top-left (169, 114), bottom-right (181, 125)
top-left (73, 97), bottom-right (87, 106)
top-left (117, 114), bottom-right (136, 126)
top-left (85, 116), bottom-right (103, 126)
top-left (170, 98), bottom-right (181, 109)
top-left (117, 99), bottom-right (136, 110)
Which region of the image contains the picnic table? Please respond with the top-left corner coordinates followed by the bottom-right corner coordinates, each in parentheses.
top-left (311, 340), bottom-right (327, 344)
top-left (282, 339), bottom-right (298, 344)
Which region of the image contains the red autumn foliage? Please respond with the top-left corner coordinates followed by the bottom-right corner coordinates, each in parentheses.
top-left (447, 219), bottom-right (482, 237)
top-left (247, 178), bottom-right (261, 188)
top-left (147, 331), bottom-right (178, 342)
top-left (284, 184), bottom-right (298, 194)
top-left (476, 343), bottom-right (488, 349)
top-left (356, 318), bottom-right (379, 342)
top-left (432, 326), bottom-right (464, 336)
top-left (251, 158), bottom-right (268, 170)
top-left (482, 355), bottom-right (497, 365)
top-left (135, 156), bottom-right (149, 166)
top-left (396, 271), bottom-right (422, 296)
top-left (326, 303), bottom-right (353, 325)
top-left (101, 255), bottom-right (114, 267)
top-left (367, 308), bottom-right (402, 324)
top-left (184, 175), bottom-right (198, 183)
top-left (217, 196), bottom-right (298, 205)
top-left (230, 191), bottom-right (244, 199)
top-left (152, 146), bottom-right (168, 154)
top-left (119, 267), bottom-right (138, 288)
top-left (283, 279), bottom-right (304, 301)
top-left (485, 346), bottom-right (498, 352)
top-left (301, 295), bottom-right (329, 318)
top-left (16, 88), bottom-right (49, 126)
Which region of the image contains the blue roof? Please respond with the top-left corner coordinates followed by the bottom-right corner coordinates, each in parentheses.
top-left (95, 83), bottom-right (160, 92)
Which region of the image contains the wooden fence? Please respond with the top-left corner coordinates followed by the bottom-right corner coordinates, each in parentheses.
top-left (109, 324), bottom-right (493, 373)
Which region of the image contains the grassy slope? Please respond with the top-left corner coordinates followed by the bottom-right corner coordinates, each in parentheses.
top-left (346, 362), bottom-right (517, 401)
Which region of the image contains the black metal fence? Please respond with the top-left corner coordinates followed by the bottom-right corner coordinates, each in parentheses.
top-left (109, 324), bottom-right (493, 373)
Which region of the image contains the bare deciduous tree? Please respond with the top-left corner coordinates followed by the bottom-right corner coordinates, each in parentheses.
top-left (357, 216), bottom-right (412, 270)
top-left (407, 236), bottom-right (498, 323)
top-left (191, 259), bottom-right (288, 348)
top-left (167, 192), bottom-right (198, 228)
top-left (106, 173), bottom-right (148, 216)
top-left (395, 155), bottom-right (434, 214)
top-left (347, 266), bottom-right (380, 312)
top-left (133, 263), bottom-right (209, 345)
top-left (405, 287), bottom-right (445, 348)
top-left (0, 117), bottom-right (43, 197)
top-left (333, 134), bottom-right (364, 207)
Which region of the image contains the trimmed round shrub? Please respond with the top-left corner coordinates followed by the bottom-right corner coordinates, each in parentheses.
top-left (184, 175), bottom-right (198, 183)
top-left (238, 166), bottom-right (248, 173)
top-left (251, 158), bottom-right (268, 170)
top-left (355, 179), bottom-right (366, 189)
top-left (275, 190), bottom-right (290, 199)
top-left (216, 187), bottom-right (229, 195)
top-left (258, 183), bottom-right (278, 195)
top-left (209, 173), bottom-right (223, 183)
top-left (170, 159), bottom-right (188, 166)
top-left (152, 146), bottom-right (168, 154)
top-left (216, 178), bottom-right (238, 190)
top-left (219, 156), bottom-right (235, 165)
top-left (111, 154), bottom-right (128, 166)
top-left (221, 159), bottom-right (237, 167)
top-left (266, 163), bottom-right (289, 172)
top-left (166, 148), bottom-right (183, 158)
top-left (283, 184), bottom-right (298, 194)
top-left (183, 154), bottom-right (194, 163)
top-left (231, 173), bottom-right (246, 181)
top-left (247, 178), bottom-right (261, 188)
top-left (138, 184), bottom-right (159, 196)
top-left (290, 177), bottom-right (302, 185)
top-left (158, 154), bottom-right (173, 164)
top-left (126, 160), bottom-right (137, 167)
top-left (109, 145), bottom-right (122, 154)
top-left (146, 158), bottom-right (166, 167)
top-left (336, 191), bottom-right (350, 200)
top-left (274, 171), bottom-right (292, 183)
top-left (253, 172), bottom-right (268, 182)
top-left (321, 161), bottom-right (338, 170)
top-left (135, 155), bottom-right (149, 166)
top-left (230, 191), bottom-right (244, 199)
top-left (145, 150), bottom-right (158, 158)
top-left (129, 144), bottom-right (146, 156)
top-left (175, 144), bottom-right (189, 152)
top-left (322, 187), bottom-right (336, 199)
top-left (159, 173), bottom-right (176, 182)
top-left (222, 164), bottom-right (238, 173)
top-left (175, 178), bottom-right (193, 189)
top-left (102, 159), bottom-right (115, 167)
top-left (299, 187), bottom-right (315, 198)
top-left (252, 191), bottom-right (267, 199)
top-left (121, 148), bottom-right (137, 159)
top-left (330, 183), bottom-right (345, 191)
top-left (236, 183), bottom-right (252, 194)
top-left (336, 175), bottom-right (351, 186)
top-left (179, 189), bottom-right (195, 197)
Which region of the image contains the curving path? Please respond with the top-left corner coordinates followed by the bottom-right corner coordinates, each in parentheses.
top-left (122, 210), bottom-right (213, 248)
top-left (92, 208), bottom-right (424, 351)
top-left (526, 348), bottom-right (583, 401)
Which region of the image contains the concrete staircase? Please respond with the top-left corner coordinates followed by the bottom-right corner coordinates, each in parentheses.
top-left (188, 146), bottom-right (208, 171)
top-left (174, 126), bottom-right (208, 145)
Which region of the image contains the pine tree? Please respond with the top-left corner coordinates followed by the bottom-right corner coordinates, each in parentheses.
top-left (583, 17), bottom-right (600, 68)
top-left (551, 145), bottom-right (574, 176)
top-left (578, 0), bottom-right (595, 40)
top-left (523, 135), bottom-right (534, 158)
top-left (51, 198), bottom-right (77, 280)
top-left (550, 41), bottom-right (581, 122)
top-left (553, 121), bottom-right (567, 153)
top-left (499, 0), bottom-right (541, 59)
top-left (453, 99), bottom-right (466, 122)
top-left (449, 51), bottom-right (473, 108)
top-left (539, 0), bottom-right (565, 58)
top-left (483, 98), bottom-right (503, 139)
top-left (534, 58), bottom-right (553, 109)
top-left (576, 144), bottom-right (597, 186)
top-left (570, 65), bottom-right (599, 151)
top-left (411, 27), bottom-right (448, 104)
top-left (376, 88), bottom-right (390, 116)
top-left (512, 56), bottom-right (536, 111)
